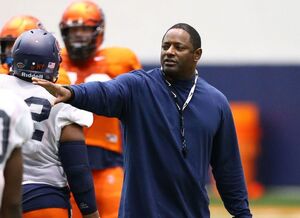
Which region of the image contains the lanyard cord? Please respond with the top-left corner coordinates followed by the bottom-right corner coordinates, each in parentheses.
top-left (162, 70), bottom-right (198, 158)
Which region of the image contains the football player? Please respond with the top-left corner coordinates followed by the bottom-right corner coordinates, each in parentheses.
top-left (0, 15), bottom-right (71, 85)
top-left (59, 1), bottom-right (141, 217)
top-left (0, 90), bottom-right (34, 218)
top-left (0, 29), bottom-right (99, 218)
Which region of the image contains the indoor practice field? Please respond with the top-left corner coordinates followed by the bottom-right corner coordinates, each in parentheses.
top-left (209, 186), bottom-right (300, 218)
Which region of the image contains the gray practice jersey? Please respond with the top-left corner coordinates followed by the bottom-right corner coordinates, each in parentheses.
top-left (0, 75), bottom-right (93, 187)
top-left (0, 89), bottom-right (34, 205)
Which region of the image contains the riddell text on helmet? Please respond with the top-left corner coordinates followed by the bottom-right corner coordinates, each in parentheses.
top-left (21, 72), bottom-right (43, 78)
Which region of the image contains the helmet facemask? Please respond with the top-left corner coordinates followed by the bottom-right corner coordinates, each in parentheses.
top-left (59, 1), bottom-right (105, 62)
top-left (61, 23), bottom-right (104, 61)
top-left (0, 38), bottom-right (15, 66)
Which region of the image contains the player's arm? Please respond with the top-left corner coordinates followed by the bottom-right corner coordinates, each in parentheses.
top-left (59, 123), bottom-right (99, 218)
top-left (0, 147), bottom-right (23, 218)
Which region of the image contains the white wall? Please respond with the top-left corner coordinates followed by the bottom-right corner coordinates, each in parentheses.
top-left (1, 0), bottom-right (299, 64)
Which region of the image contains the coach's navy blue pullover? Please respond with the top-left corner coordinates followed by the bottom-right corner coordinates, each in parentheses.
top-left (69, 68), bottom-right (252, 218)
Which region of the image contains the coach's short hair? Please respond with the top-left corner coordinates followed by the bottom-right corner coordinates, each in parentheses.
top-left (165, 23), bottom-right (201, 50)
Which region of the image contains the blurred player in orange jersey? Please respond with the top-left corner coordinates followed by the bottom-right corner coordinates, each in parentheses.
top-left (0, 15), bottom-right (71, 85)
top-left (59, 1), bottom-right (141, 217)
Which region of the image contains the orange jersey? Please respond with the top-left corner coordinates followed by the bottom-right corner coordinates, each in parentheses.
top-left (61, 47), bottom-right (141, 153)
top-left (57, 67), bottom-right (71, 85)
top-left (0, 63), bottom-right (71, 85)
top-left (0, 64), bottom-right (9, 74)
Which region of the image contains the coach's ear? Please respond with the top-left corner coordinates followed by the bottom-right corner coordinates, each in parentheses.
top-left (194, 48), bottom-right (202, 62)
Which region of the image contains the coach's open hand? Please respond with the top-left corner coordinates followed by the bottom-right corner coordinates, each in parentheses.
top-left (32, 77), bottom-right (72, 104)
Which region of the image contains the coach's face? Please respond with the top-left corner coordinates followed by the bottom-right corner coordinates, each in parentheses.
top-left (161, 28), bottom-right (201, 80)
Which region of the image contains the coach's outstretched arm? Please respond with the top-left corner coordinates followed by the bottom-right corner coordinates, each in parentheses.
top-left (32, 77), bottom-right (72, 104)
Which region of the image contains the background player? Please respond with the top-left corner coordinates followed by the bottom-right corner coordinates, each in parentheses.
top-left (0, 15), bottom-right (71, 85)
top-left (0, 29), bottom-right (99, 218)
top-left (0, 90), bottom-right (34, 218)
top-left (59, 1), bottom-right (141, 217)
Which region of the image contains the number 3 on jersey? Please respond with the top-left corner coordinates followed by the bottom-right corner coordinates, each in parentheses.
top-left (25, 97), bottom-right (51, 142)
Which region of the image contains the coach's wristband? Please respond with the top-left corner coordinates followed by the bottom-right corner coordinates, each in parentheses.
top-left (62, 85), bottom-right (75, 103)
